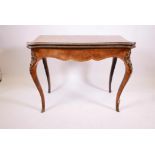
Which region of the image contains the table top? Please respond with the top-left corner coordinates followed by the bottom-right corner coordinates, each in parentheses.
top-left (27, 35), bottom-right (136, 49)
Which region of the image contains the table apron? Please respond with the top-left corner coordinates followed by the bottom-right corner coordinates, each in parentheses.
top-left (31, 48), bottom-right (130, 61)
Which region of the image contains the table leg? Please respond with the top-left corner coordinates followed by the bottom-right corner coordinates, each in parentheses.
top-left (0, 68), bottom-right (2, 82)
top-left (116, 51), bottom-right (133, 112)
top-left (42, 58), bottom-right (51, 93)
top-left (109, 57), bottom-right (117, 93)
top-left (30, 52), bottom-right (45, 113)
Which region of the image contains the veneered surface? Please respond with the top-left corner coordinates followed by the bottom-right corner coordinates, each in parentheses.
top-left (27, 35), bottom-right (136, 49)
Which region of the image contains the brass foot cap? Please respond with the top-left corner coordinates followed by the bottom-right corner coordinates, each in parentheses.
top-left (41, 109), bottom-right (45, 113)
top-left (116, 108), bottom-right (120, 112)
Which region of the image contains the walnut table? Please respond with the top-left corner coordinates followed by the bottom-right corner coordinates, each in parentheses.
top-left (27, 35), bottom-right (136, 113)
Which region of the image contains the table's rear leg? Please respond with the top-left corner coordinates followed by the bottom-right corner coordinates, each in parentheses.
top-left (109, 57), bottom-right (117, 93)
top-left (42, 58), bottom-right (51, 93)
top-left (30, 53), bottom-right (45, 113)
top-left (116, 51), bottom-right (133, 112)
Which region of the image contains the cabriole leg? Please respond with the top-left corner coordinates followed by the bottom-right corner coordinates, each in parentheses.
top-left (116, 51), bottom-right (133, 112)
top-left (30, 52), bottom-right (45, 113)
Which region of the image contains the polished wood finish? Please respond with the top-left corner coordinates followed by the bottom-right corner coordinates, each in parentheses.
top-left (28, 35), bottom-right (135, 113)
top-left (42, 58), bottom-right (51, 93)
top-left (0, 69), bottom-right (2, 82)
top-left (30, 54), bottom-right (45, 112)
top-left (109, 57), bottom-right (117, 93)
top-left (28, 35), bottom-right (134, 44)
top-left (28, 35), bottom-right (135, 49)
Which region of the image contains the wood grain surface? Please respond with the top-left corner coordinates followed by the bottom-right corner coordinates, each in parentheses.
top-left (27, 35), bottom-right (135, 49)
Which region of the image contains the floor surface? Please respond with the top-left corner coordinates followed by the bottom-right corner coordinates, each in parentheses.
top-left (0, 71), bottom-right (154, 128)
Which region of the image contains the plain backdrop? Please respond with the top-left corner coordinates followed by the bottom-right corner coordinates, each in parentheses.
top-left (0, 25), bottom-right (155, 128)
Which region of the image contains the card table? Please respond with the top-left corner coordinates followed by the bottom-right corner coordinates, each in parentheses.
top-left (27, 35), bottom-right (136, 113)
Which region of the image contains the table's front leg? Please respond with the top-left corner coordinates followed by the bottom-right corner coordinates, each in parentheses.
top-left (116, 50), bottom-right (133, 112)
top-left (30, 51), bottom-right (45, 113)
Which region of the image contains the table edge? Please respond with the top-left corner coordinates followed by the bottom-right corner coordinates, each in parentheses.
top-left (27, 42), bottom-right (136, 49)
